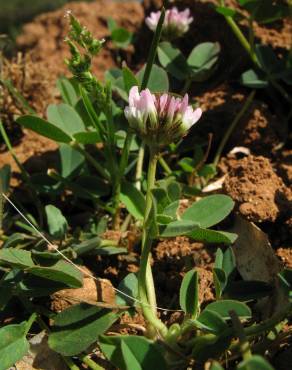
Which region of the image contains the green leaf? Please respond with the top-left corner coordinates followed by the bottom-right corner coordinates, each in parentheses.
top-left (167, 181), bottom-right (181, 202)
top-left (157, 41), bottom-right (189, 80)
top-left (73, 131), bottom-right (101, 144)
top-left (122, 66), bottom-right (139, 94)
top-left (215, 6), bottom-right (237, 18)
top-left (222, 247), bottom-right (236, 278)
top-left (99, 335), bottom-right (167, 370)
top-left (187, 42), bottom-right (220, 82)
top-left (205, 300), bottom-right (252, 320)
top-left (178, 157), bottom-right (195, 173)
top-left (163, 200), bottom-right (179, 219)
top-left (45, 204), bottom-right (68, 239)
top-left (120, 181), bottom-right (145, 220)
top-left (57, 77), bottom-right (78, 106)
top-left (237, 355), bottom-right (274, 370)
top-left (59, 144), bottom-right (84, 178)
top-left (160, 220), bottom-right (199, 237)
top-left (16, 115), bottom-right (71, 143)
top-left (0, 322), bottom-right (29, 370)
top-left (111, 28), bottom-right (132, 48)
top-left (136, 64), bottom-right (169, 92)
top-left (213, 268), bottom-right (227, 299)
top-left (48, 304), bottom-right (119, 356)
top-left (194, 309), bottom-right (228, 334)
top-left (47, 103), bottom-right (85, 136)
top-left (255, 44), bottom-right (284, 76)
top-left (0, 248), bottom-right (34, 268)
top-left (107, 17), bottom-right (117, 33)
top-left (240, 69), bottom-right (268, 88)
top-left (116, 273), bottom-right (138, 306)
top-left (28, 260), bottom-right (83, 288)
top-left (188, 228), bottom-right (237, 244)
top-left (182, 195), bottom-right (234, 228)
top-left (180, 269), bottom-right (199, 316)
top-left (0, 164), bottom-right (11, 193)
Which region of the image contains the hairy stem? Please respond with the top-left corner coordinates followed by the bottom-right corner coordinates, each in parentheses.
top-left (135, 143), bottom-right (145, 190)
top-left (138, 146), bottom-right (167, 337)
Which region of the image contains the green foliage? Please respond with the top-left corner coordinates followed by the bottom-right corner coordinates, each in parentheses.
top-left (48, 304), bottom-right (120, 356)
top-left (205, 300), bottom-right (252, 320)
top-left (107, 17), bottom-right (133, 49)
top-left (0, 322), bottom-right (29, 370)
top-left (16, 116), bottom-right (72, 143)
top-left (187, 42), bottom-right (221, 82)
top-left (136, 64), bottom-right (169, 92)
top-left (182, 195), bottom-right (234, 228)
top-left (237, 355), bottom-right (274, 370)
top-left (45, 204), bottom-right (68, 239)
top-left (99, 335), bottom-right (167, 370)
top-left (180, 269), bottom-right (199, 317)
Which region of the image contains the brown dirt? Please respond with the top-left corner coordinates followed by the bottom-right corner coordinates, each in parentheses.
top-left (223, 155), bottom-right (292, 223)
top-left (196, 85), bottom-right (284, 158)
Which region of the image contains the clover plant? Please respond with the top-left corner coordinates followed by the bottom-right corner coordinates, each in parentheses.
top-left (0, 5), bottom-right (291, 370)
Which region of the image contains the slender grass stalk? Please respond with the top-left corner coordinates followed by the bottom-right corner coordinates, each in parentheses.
top-left (141, 8), bottom-right (166, 90)
top-left (138, 146), bottom-right (167, 337)
top-left (213, 90), bottom-right (255, 166)
top-left (0, 119), bottom-right (44, 226)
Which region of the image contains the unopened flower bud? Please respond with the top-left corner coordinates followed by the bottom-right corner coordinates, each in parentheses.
top-left (124, 86), bottom-right (202, 147)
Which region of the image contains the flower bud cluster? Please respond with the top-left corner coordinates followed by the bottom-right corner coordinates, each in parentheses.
top-left (124, 86), bottom-right (202, 147)
top-left (146, 7), bottom-right (193, 40)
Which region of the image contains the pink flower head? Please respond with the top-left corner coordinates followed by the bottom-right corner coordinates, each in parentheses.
top-left (145, 7), bottom-right (193, 40)
top-left (125, 86), bottom-right (202, 146)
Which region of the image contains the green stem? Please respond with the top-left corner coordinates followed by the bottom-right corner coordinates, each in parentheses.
top-left (72, 142), bottom-right (110, 180)
top-left (230, 310), bottom-right (252, 360)
top-left (159, 156), bottom-right (172, 175)
top-left (244, 303), bottom-right (292, 338)
top-left (0, 120), bottom-right (44, 227)
top-left (78, 354), bottom-right (104, 370)
top-left (220, 0), bottom-right (257, 64)
top-left (141, 8), bottom-right (165, 90)
top-left (138, 146), bottom-right (167, 337)
top-left (213, 90), bottom-right (255, 166)
top-left (180, 78), bottom-right (192, 96)
top-left (220, 0), bottom-right (292, 104)
top-left (135, 143), bottom-right (145, 190)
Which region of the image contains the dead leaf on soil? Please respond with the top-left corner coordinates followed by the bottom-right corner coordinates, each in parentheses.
top-left (230, 215), bottom-right (281, 282)
top-left (230, 215), bottom-right (286, 316)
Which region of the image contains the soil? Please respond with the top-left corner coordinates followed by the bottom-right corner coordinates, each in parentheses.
top-left (1, 0), bottom-right (292, 368)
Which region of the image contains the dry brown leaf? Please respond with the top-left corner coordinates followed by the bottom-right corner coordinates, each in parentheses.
top-left (230, 215), bottom-right (281, 282)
